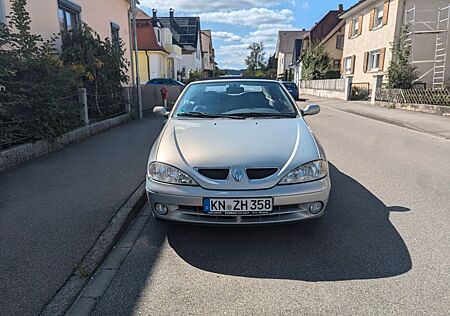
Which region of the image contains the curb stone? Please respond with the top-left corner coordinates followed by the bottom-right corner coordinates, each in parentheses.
top-left (40, 182), bottom-right (148, 316)
top-left (0, 113), bottom-right (131, 172)
top-left (344, 109), bottom-right (450, 140)
top-left (66, 208), bottom-right (153, 315)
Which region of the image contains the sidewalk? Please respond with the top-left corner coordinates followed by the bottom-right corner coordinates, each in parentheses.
top-left (0, 115), bottom-right (163, 316)
top-left (302, 95), bottom-right (450, 140)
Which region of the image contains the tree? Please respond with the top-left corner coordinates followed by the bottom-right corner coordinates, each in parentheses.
top-left (301, 45), bottom-right (331, 80)
top-left (387, 25), bottom-right (418, 89)
top-left (244, 42), bottom-right (266, 76)
top-left (263, 53), bottom-right (278, 79)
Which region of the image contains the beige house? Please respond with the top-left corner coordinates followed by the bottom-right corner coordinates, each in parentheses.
top-left (1, 0), bottom-right (132, 81)
top-left (341, 0), bottom-right (450, 89)
top-left (318, 21), bottom-right (346, 72)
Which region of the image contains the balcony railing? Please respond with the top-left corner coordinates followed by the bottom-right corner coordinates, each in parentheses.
top-left (164, 44), bottom-right (182, 56)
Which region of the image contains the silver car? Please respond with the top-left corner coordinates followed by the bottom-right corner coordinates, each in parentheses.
top-left (147, 79), bottom-right (330, 225)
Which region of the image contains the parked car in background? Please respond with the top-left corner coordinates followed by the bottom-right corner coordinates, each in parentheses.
top-left (148, 79), bottom-right (330, 225)
top-left (146, 78), bottom-right (185, 87)
top-left (282, 81), bottom-right (300, 100)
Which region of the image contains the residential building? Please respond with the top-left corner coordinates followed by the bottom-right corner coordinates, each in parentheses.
top-left (201, 30), bottom-right (216, 77)
top-left (294, 4), bottom-right (345, 83)
top-left (158, 9), bottom-right (203, 79)
top-left (319, 20), bottom-right (346, 72)
top-left (341, 0), bottom-right (450, 89)
top-left (134, 9), bottom-right (182, 82)
top-left (2, 0), bottom-right (132, 81)
top-left (276, 30), bottom-right (308, 80)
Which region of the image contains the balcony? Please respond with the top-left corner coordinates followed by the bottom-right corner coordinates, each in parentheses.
top-left (164, 44), bottom-right (182, 58)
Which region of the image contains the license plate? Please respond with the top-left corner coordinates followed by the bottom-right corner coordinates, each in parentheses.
top-left (203, 198), bottom-right (273, 215)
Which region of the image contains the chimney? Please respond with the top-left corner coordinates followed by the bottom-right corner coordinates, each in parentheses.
top-left (338, 4), bottom-right (343, 11)
top-left (152, 9), bottom-right (157, 19)
top-left (169, 8), bottom-right (174, 20)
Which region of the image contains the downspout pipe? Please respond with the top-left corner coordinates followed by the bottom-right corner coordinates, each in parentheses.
top-left (131, 0), bottom-right (143, 119)
top-left (128, 8), bottom-right (135, 89)
top-left (146, 50), bottom-right (150, 81)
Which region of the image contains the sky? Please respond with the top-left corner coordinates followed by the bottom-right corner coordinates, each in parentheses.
top-left (139, 0), bottom-right (356, 69)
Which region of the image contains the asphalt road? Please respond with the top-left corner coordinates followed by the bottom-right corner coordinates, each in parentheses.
top-left (0, 116), bottom-right (163, 316)
top-left (89, 104), bottom-right (448, 314)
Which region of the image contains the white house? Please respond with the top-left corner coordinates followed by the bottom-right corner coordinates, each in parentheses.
top-left (159, 9), bottom-right (203, 79)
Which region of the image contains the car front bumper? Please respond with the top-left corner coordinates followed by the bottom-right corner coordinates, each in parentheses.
top-left (146, 177), bottom-right (331, 225)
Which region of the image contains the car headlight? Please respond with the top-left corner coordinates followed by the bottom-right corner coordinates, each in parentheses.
top-left (279, 160), bottom-right (328, 185)
top-left (147, 162), bottom-right (197, 186)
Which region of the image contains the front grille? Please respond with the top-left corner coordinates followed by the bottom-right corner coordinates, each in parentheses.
top-left (197, 168), bottom-right (229, 180)
top-left (246, 168), bottom-right (278, 180)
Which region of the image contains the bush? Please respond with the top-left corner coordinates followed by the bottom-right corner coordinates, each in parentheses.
top-left (60, 23), bottom-right (129, 120)
top-left (387, 25), bottom-right (418, 89)
top-left (0, 0), bottom-right (129, 148)
top-left (0, 0), bottom-right (82, 148)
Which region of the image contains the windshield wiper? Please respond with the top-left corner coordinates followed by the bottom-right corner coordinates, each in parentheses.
top-left (228, 112), bottom-right (297, 118)
top-left (177, 111), bottom-right (245, 119)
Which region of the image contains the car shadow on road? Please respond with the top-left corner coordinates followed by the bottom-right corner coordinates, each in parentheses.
top-left (167, 163), bottom-right (412, 281)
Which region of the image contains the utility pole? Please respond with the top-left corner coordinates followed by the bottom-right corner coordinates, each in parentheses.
top-left (131, 0), bottom-right (143, 119)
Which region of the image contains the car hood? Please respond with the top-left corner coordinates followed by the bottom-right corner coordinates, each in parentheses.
top-left (155, 118), bottom-right (323, 190)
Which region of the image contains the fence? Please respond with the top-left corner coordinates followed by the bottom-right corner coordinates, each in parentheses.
top-left (86, 91), bottom-right (127, 123)
top-left (376, 88), bottom-right (450, 106)
top-left (351, 83), bottom-right (370, 100)
top-left (0, 120), bottom-right (31, 149)
top-left (299, 78), bottom-right (346, 100)
top-left (0, 93), bottom-right (81, 150)
top-left (1, 88), bottom-right (131, 150)
top-left (299, 79), bottom-right (345, 91)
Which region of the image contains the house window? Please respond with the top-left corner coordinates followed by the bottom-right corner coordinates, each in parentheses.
top-left (0, 0), bottom-right (5, 24)
top-left (374, 5), bottom-right (384, 29)
top-left (336, 35), bottom-right (344, 50)
top-left (332, 59), bottom-right (341, 70)
top-left (351, 17), bottom-right (359, 37)
top-left (156, 28), bottom-right (161, 44)
top-left (58, 0), bottom-right (81, 32)
top-left (368, 50), bottom-right (381, 71)
top-left (344, 56), bottom-right (353, 74)
top-left (111, 23), bottom-right (120, 50)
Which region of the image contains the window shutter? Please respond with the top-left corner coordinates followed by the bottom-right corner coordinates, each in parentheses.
top-left (382, 0), bottom-right (390, 26)
top-left (363, 52), bottom-right (369, 72)
top-left (369, 9), bottom-right (375, 31)
top-left (358, 15), bottom-right (363, 35)
top-left (379, 47), bottom-right (386, 71)
top-left (351, 55), bottom-right (356, 74)
top-left (348, 20), bottom-right (353, 39)
top-left (340, 58), bottom-right (344, 74)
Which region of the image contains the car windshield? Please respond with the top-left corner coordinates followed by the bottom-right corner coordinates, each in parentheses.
top-left (283, 82), bottom-right (297, 89)
top-left (174, 81), bottom-right (297, 118)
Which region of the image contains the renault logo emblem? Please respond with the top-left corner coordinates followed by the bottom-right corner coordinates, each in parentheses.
top-left (232, 168), bottom-right (244, 182)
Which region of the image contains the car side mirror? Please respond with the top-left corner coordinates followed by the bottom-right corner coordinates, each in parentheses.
top-left (303, 104), bottom-right (320, 116)
top-left (153, 106), bottom-right (169, 118)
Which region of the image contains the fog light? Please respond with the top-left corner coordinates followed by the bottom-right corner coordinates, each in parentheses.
top-left (309, 202), bottom-right (323, 214)
top-left (154, 203), bottom-right (168, 215)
